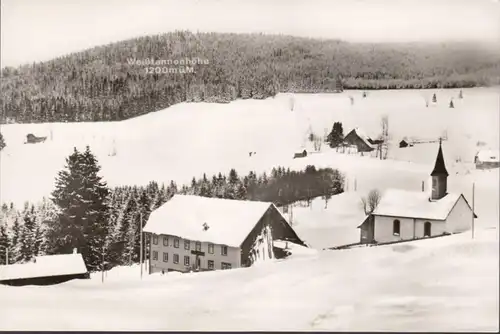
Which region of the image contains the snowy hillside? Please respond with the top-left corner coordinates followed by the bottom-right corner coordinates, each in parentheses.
top-left (0, 228), bottom-right (497, 331)
top-left (1, 88), bottom-right (498, 207)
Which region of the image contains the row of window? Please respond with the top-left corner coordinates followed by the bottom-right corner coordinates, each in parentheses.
top-left (152, 235), bottom-right (228, 256)
top-left (392, 220), bottom-right (432, 237)
top-left (151, 251), bottom-right (231, 270)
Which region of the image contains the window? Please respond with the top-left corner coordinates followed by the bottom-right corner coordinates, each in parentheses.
top-left (196, 241), bottom-right (201, 251)
top-left (153, 235), bottom-right (158, 245)
top-left (184, 256), bottom-right (190, 266)
top-left (208, 243), bottom-right (214, 254)
top-left (184, 240), bottom-right (190, 250)
top-left (221, 262), bottom-right (232, 270)
top-left (163, 236), bottom-right (169, 246)
top-left (393, 219), bottom-right (401, 236)
top-left (173, 254), bottom-right (179, 264)
top-left (174, 238), bottom-right (179, 248)
top-left (424, 222), bottom-right (432, 237)
top-left (208, 260), bottom-right (214, 270)
top-left (163, 252), bottom-right (168, 262)
top-left (152, 251), bottom-right (158, 260)
top-left (221, 245), bottom-right (228, 256)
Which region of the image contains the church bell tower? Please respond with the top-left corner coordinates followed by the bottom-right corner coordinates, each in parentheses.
top-left (430, 139), bottom-right (448, 200)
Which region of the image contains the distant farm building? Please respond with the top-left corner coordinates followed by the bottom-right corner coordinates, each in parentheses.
top-left (0, 251), bottom-right (89, 286)
top-left (25, 133), bottom-right (47, 144)
top-left (343, 128), bottom-right (380, 153)
top-left (143, 195), bottom-right (305, 274)
top-left (399, 139), bottom-right (414, 148)
top-left (358, 141), bottom-right (476, 244)
top-left (293, 149), bottom-right (308, 159)
top-left (474, 149), bottom-right (499, 169)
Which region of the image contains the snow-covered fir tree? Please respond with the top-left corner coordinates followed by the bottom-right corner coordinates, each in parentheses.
top-left (48, 146), bottom-right (111, 272)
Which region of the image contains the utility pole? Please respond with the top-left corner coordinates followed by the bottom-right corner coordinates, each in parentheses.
top-left (472, 182), bottom-right (475, 239)
top-left (422, 181), bottom-right (425, 192)
top-left (140, 212), bottom-right (143, 279)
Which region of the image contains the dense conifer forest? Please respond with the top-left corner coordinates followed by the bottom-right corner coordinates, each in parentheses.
top-left (2, 31), bottom-right (499, 123)
top-left (0, 146), bottom-right (343, 270)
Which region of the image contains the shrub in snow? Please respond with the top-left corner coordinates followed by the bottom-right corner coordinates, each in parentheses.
top-left (0, 132), bottom-right (5, 151)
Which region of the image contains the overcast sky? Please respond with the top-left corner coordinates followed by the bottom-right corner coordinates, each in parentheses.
top-left (1, 0), bottom-right (499, 67)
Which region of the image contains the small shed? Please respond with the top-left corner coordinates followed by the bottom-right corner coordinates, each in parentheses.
top-left (25, 133), bottom-right (47, 144)
top-left (0, 252), bottom-right (89, 286)
top-left (293, 149), bottom-right (308, 159)
top-left (474, 149), bottom-right (500, 170)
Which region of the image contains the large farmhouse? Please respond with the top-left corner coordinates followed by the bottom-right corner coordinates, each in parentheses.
top-left (343, 127), bottom-right (381, 153)
top-left (143, 195), bottom-right (305, 274)
top-left (358, 141), bottom-right (476, 244)
top-left (0, 251), bottom-right (89, 286)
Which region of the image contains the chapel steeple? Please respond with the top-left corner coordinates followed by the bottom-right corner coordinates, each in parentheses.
top-left (430, 138), bottom-right (448, 200)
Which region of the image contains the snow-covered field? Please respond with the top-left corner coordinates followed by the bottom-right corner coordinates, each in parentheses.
top-left (1, 87), bottom-right (498, 206)
top-left (0, 88), bottom-right (499, 331)
top-left (0, 228), bottom-right (497, 331)
top-left (1, 88), bottom-right (499, 248)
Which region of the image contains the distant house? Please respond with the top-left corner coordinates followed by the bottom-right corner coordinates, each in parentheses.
top-left (143, 195), bottom-right (305, 274)
top-left (399, 139), bottom-right (414, 148)
top-left (293, 149), bottom-right (308, 159)
top-left (25, 133), bottom-right (47, 144)
top-left (0, 251), bottom-right (89, 286)
top-left (343, 128), bottom-right (379, 153)
top-left (474, 149), bottom-right (499, 169)
top-left (358, 141), bottom-right (476, 244)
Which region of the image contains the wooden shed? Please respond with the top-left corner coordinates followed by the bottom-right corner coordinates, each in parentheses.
top-left (0, 252), bottom-right (89, 286)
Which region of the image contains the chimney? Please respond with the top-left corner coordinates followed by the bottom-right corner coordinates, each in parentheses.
top-left (73, 248), bottom-right (77, 254)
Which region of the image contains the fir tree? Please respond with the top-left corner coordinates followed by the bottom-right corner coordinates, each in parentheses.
top-left (49, 146), bottom-right (111, 271)
top-left (327, 122), bottom-right (344, 148)
top-left (432, 93), bottom-right (437, 103)
top-left (449, 99), bottom-right (454, 108)
top-left (0, 224), bottom-right (9, 265)
top-left (0, 132), bottom-right (5, 151)
top-left (20, 204), bottom-right (37, 262)
top-left (10, 215), bottom-right (22, 263)
top-left (458, 90), bottom-right (463, 99)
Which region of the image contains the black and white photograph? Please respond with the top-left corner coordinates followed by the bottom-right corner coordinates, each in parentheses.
top-left (0, 0), bottom-right (499, 331)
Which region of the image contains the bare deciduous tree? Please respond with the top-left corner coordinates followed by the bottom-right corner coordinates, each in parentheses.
top-left (360, 189), bottom-right (381, 215)
top-left (380, 115), bottom-right (389, 160)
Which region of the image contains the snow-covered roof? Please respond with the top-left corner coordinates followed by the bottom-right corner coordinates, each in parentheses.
top-left (143, 195), bottom-right (283, 247)
top-left (372, 189), bottom-right (465, 221)
top-left (350, 127), bottom-right (376, 148)
top-left (0, 253), bottom-right (88, 281)
top-left (476, 149), bottom-right (500, 163)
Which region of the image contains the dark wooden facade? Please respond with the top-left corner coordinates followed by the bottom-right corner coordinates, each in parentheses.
top-left (25, 133), bottom-right (47, 144)
top-left (0, 272), bottom-right (90, 286)
top-left (240, 205), bottom-right (305, 267)
top-left (343, 130), bottom-right (374, 153)
top-left (358, 215), bottom-right (375, 244)
top-left (293, 150), bottom-right (307, 159)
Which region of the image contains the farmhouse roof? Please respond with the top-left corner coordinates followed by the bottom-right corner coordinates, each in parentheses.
top-left (476, 149), bottom-right (500, 163)
top-left (0, 253), bottom-right (88, 281)
top-left (349, 127), bottom-right (376, 148)
top-left (143, 195), bottom-right (286, 247)
top-left (431, 141), bottom-right (449, 176)
top-left (372, 189), bottom-right (474, 221)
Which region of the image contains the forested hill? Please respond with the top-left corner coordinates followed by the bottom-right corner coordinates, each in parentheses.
top-left (1, 31), bottom-right (500, 123)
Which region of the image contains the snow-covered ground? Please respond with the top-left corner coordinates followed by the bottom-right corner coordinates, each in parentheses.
top-left (1, 87), bottom-right (498, 206)
top-left (1, 88), bottom-right (499, 249)
top-left (0, 228), bottom-right (497, 331)
top-left (0, 88), bottom-right (498, 331)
